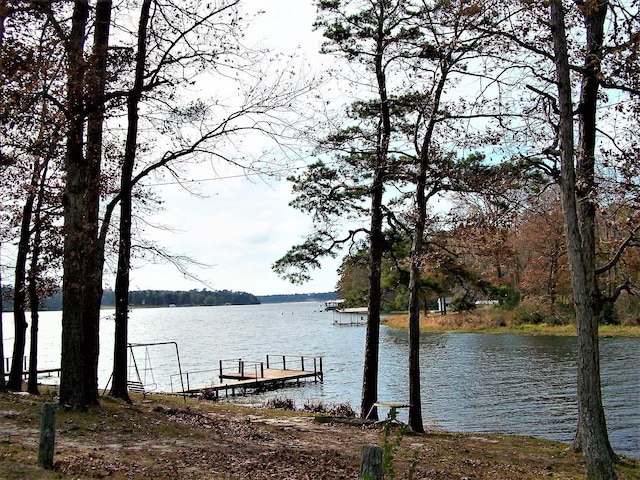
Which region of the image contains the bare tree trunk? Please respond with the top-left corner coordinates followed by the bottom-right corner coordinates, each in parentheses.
top-left (0, 243), bottom-right (4, 389)
top-left (549, 1), bottom-right (617, 478)
top-left (362, 171), bottom-right (384, 421)
top-left (407, 28), bottom-right (452, 430)
top-left (360, 1), bottom-right (392, 421)
top-left (27, 158), bottom-right (49, 395)
top-left (60, 0), bottom-right (92, 410)
top-left (407, 257), bottom-right (424, 432)
top-left (82, 0), bottom-right (112, 406)
top-left (8, 170), bottom-right (37, 391)
top-left (111, 0), bottom-right (151, 402)
top-left (38, 0), bottom-right (110, 410)
top-left (0, 0), bottom-right (8, 392)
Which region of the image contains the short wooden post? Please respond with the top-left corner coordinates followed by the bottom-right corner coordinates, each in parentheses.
top-left (360, 445), bottom-right (382, 479)
top-left (37, 402), bottom-right (56, 469)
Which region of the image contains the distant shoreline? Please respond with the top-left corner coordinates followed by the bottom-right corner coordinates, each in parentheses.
top-left (383, 311), bottom-right (640, 337)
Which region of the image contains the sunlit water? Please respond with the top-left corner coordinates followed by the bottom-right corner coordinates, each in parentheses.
top-left (2, 302), bottom-right (638, 459)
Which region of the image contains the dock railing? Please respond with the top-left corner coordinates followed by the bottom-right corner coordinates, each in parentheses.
top-left (266, 354), bottom-right (323, 382)
top-left (168, 354), bottom-right (324, 395)
top-left (169, 369), bottom-right (217, 393)
top-left (219, 358), bottom-right (264, 380)
top-left (4, 356), bottom-right (61, 381)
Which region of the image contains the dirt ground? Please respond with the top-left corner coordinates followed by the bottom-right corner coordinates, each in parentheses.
top-left (0, 390), bottom-right (638, 480)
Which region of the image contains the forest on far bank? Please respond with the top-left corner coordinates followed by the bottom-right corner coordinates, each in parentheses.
top-left (0, 287), bottom-right (337, 311)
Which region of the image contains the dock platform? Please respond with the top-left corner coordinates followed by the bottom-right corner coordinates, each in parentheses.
top-left (168, 354), bottom-right (323, 399)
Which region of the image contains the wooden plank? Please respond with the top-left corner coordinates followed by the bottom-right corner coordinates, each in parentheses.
top-left (185, 368), bottom-right (321, 396)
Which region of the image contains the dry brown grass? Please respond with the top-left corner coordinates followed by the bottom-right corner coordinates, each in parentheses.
top-left (0, 389), bottom-right (638, 479)
top-left (383, 308), bottom-right (640, 336)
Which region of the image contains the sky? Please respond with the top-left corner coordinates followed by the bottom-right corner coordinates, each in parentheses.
top-left (123, 1), bottom-right (343, 297)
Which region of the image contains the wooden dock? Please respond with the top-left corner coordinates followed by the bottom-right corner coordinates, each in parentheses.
top-left (168, 354), bottom-right (324, 399)
top-left (332, 307), bottom-right (368, 326)
top-left (2, 356), bottom-right (61, 382)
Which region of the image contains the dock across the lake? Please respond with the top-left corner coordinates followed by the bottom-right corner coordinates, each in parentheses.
top-left (168, 354), bottom-right (323, 399)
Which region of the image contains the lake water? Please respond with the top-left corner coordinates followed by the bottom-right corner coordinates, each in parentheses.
top-left (2, 301), bottom-right (638, 459)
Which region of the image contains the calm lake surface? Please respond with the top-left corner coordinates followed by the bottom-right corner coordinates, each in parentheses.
top-left (3, 301), bottom-right (638, 459)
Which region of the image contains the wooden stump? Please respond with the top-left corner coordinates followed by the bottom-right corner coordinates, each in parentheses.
top-left (360, 445), bottom-right (383, 479)
top-left (37, 402), bottom-right (56, 469)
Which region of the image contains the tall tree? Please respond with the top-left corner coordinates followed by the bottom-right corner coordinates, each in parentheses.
top-left (550, 0), bottom-right (617, 477)
top-left (474, 0), bottom-right (640, 476)
top-left (1, 3), bottom-right (65, 392)
top-left (106, 0), bottom-right (312, 400)
top-left (109, 0), bottom-right (152, 404)
top-left (280, 0), bottom-right (411, 420)
top-left (55, 0), bottom-right (112, 410)
top-left (276, 1), bottom-right (509, 425)
top-left (401, 1), bottom-right (503, 432)
top-left (26, 156), bottom-right (56, 395)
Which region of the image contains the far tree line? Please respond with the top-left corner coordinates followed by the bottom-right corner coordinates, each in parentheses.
top-left (0, 288), bottom-right (260, 311)
top-left (1, 288), bottom-right (337, 310)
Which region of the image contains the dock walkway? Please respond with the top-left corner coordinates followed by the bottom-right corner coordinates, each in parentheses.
top-left (169, 354), bottom-right (323, 399)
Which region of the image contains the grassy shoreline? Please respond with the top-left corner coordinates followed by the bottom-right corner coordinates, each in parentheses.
top-left (0, 390), bottom-right (638, 479)
top-left (383, 310), bottom-right (640, 336)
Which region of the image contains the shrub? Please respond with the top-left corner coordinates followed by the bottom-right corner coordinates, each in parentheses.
top-left (487, 285), bottom-right (521, 310)
top-left (263, 396), bottom-right (295, 410)
top-left (302, 398), bottom-right (326, 413)
top-left (513, 300), bottom-right (547, 325)
top-left (302, 399), bottom-right (356, 417)
top-left (328, 402), bottom-right (356, 417)
top-left (549, 301), bottom-right (574, 325)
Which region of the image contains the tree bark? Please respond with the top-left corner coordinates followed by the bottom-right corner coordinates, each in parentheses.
top-left (7, 185), bottom-right (34, 390)
top-left (60, 0), bottom-right (91, 410)
top-left (27, 160), bottom-right (49, 395)
top-left (360, 446), bottom-right (383, 480)
top-left (8, 143), bottom-right (47, 390)
top-left (549, 1), bottom-right (617, 478)
top-left (0, 244), bottom-right (4, 389)
top-left (362, 169), bottom-right (384, 420)
top-left (61, 0), bottom-right (113, 409)
top-left (407, 43), bottom-right (450, 432)
top-left (83, 0), bottom-right (112, 406)
top-left (360, 0), bottom-right (392, 421)
top-left (111, 0), bottom-right (151, 402)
